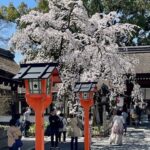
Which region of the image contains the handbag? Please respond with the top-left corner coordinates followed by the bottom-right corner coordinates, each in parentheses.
top-left (77, 118), bottom-right (84, 130)
top-left (67, 126), bottom-right (73, 137)
top-left (45, 124), bottom-right (51, 136)
top-left (132, 113), bottom-right (137, 119)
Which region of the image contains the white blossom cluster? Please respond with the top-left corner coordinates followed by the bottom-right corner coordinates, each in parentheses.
top-left (9, 0), bottom-right (139, 96)
top-left (131, 83), bottom-right (143, 102)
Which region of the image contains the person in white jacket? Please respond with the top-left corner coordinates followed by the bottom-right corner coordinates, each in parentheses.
top-left (68, 112), bottom-right (82, 150)
top-left (22, 107), bottom-right (31, 137)
top-left (109, 110), bottom-right (124, 145)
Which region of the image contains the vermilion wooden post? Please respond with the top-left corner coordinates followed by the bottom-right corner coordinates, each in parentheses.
top-left (80, 93), bottom-right (94, 150)
top-left (24, 77), bottom-right (54, 150)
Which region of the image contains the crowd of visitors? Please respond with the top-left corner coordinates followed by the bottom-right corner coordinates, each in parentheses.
top-left (47, 108), bottom-right (83, 150)
top-left (7, 102), bottom-right (149, 149)
top-left (7, 106), bottom-right (84, 150)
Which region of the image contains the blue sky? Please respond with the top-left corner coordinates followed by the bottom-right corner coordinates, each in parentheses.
top-left (0, 0), bottom-right (37, 63)
top-left (0, 0), bottom-right (36, 8)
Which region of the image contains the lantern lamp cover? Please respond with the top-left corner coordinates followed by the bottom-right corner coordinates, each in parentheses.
top-left (74, 82), bottom-right (97, 92)
top-left (13, 63), bottom-right (59, 80)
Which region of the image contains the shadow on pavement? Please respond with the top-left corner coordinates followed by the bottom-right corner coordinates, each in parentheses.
top-left (26, 141), bottom-right (84, 150)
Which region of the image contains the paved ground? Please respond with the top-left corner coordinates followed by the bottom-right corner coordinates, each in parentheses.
top-left (91, 127), bottom-right (150, 150)
top-left (19, 125), bottom-right (150, 150)
top-left (2, 120), bottom-right (150, 150)
top-left (21, 137), bottom-right (84, 150)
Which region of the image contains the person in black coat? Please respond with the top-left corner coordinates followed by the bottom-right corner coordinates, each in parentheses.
top-left (135, 104), bottom-right (142, 125)
top-left (49, 108), bottom-right (60, 149)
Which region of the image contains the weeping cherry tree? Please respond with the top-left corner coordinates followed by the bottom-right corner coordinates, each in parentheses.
top-left (9, 0), bottom-right (139, 107)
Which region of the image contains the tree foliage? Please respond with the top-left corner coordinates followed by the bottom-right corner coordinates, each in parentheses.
top-left (6, 3), bottom-right (20, 21)
top-left (18, 2), bottom-right (28, 16)
top-left (0, 6), bottom-right (7, 19)
top-left (37, 0), bottom-right (49, 13)
top-left (83, 0), bottom-right (150, 45)
top-left (0, 2), bottom-right (29, 22)
top-left (0, 2), bottom-right (30, 46)
top-left (0, 0), bottom-right (149, 45)
top-left (9, 0), bottom-right (138, 97)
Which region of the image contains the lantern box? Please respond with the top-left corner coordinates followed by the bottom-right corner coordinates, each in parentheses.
top-left (74, 82), bottom-right (97, 100)
top-left (13, 63), bottom-right (61, 95)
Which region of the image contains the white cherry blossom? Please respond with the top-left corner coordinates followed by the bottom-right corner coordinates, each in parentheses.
top-left (9, 0), bottom-right (139, 96)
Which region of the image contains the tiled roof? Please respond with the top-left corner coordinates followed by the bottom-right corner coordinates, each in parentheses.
top-left (13, 63), bottom-right (58, 80)
top-left (0, 48), bottom-right (14, 60)
top-left (0, 48), bottom-right (19, 75)
top-left (74, 82), bottom-right (97, 92)
top-left (119, 46), bottom-right (150, 53)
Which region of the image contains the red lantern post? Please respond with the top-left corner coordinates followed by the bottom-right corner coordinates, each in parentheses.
top-left (74, 82), bottom-right (97, 150)
top-left (13, 63), bottom-right (61, 150)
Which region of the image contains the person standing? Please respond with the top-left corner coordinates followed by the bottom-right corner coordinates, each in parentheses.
top-left (22, 107), bottom-right (31, 137)
top-left (12, 113), bottom-right (21, 127)
top-left (135, 104), bottom-right (142, 125)
top-left (89, 113), bottom-right (93, 145)
top-left (49, 108), bottom-right (60, 149)
top-left (131, 108), bottom-right (138, 127)
top-left (69, 112), bottom-right (82, 150)
top-left (121, 110), bottom-right (128, 135)
top-left (58, 113), bottom-right (67, 143)
top-left (109, 110), bottom-right (124, 145)
top-left (7, 119), bottom-right (22, 150)
top-left (146, 105), bottom-right (150, 122)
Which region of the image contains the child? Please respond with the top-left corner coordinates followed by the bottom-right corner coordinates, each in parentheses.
top-left (7, 119), bottom-right (22, 150)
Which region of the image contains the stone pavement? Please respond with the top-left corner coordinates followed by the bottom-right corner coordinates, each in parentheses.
top-left (22, 137), bottom-right (84, 150)
top-left (27, 126), bottom-right (150, 150)
top-left (2, 126), bottom-right (150, 150)
top-left (91, 127), bottom-right (150, 150)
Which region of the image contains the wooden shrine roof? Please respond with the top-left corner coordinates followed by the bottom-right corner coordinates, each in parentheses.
top-left (119, 46), bottom-right (150, 74)
top-left (0, 48), bottom-right (19, 75)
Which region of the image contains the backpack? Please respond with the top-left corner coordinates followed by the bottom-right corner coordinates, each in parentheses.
top-left (44, 124), bottom-right (51, 136)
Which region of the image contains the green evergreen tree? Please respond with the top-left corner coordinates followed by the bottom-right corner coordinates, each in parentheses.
top-left (0, 9), bottom-right (3, 19)
top-left (0, 0), bottom-right (149, 45)
top-left (0, 6), bottom-right (7, 19)
top-left (83, 0), bottom-right (150, 45)
top-left (82, 0), bottom-right (103, 16)
top-left (0, 3), bottom-right (29, 46)
top-left (6, 3), bottom-right (20, 21)
top-left (18, 2), bottom-right (28, 16)
top-left (37, 0), bottom-right (49, 13)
